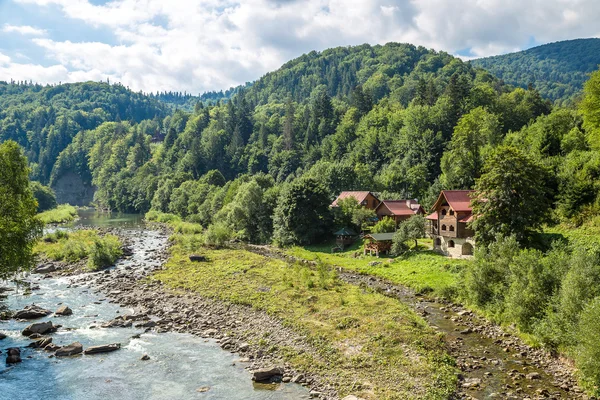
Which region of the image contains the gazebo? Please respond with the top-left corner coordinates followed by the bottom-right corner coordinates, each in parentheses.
top-left (363, 232), bottom-right (395, 257)
top-left (334, 227), bottom-right (357, 250)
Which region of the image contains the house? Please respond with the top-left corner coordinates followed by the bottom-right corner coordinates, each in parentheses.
top-left (375, 199), bottom-right (425, 225)
top-left (426, 190), bottom-right (475, 257)
top-left (331, 191), bottom-right (380, 210)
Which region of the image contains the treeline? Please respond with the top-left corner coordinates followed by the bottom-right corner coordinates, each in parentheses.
top-left (0, 81), bottom-right (167, 184)
top-left (471, 38), bottom-right (600, 105)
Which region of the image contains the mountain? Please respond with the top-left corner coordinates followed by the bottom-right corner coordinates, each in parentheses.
top-left (470, 38), bottom-right (600, 104)
top-left (0, 81), bottom-right (168, 184)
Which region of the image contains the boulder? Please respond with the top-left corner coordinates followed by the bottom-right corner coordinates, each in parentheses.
top-left (0, 332), bottom-right (6, 340)
top-left (6, 348), bottom-right (21, 364)
top-left (28, 337), bottom-right (53, 349)
top-left (55, 342), bottom-right (83, 357)
top-left (189, 254), bottom-right (208, 262)
top-left (84, 343), bottom-right (121, 355)
top-left (13, 305), bottom-right (52, 320)
top-left (101, 317), bottom-right (132, 328)
top-left (22, 321), bottom-right (54, 337)
top-left (35, 264), bottom-right (56, 274)
top-left (251, 366), bottom-right (284, 382)
top-left (55, 305), bottom-right (73, 316)
top-left (140, 354), bottom-right (150, 361)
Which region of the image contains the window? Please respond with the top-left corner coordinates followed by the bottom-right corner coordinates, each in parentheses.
top-left (441, 209), bottom-right (447, 216)
top-left (441, 224), bottom-right (447, 231)
top-left (435, 238), bottom-right (441, 246)
top-left (449, 209), bottom-right (454, 216)
top-left (449, 225), bottom-right (455, 232)
top-left (448, 240), bottom-right (455, 248)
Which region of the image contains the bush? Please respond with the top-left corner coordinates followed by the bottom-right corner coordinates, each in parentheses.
top-left (203, 222), bottom-right (232, 247)
top-left (575, 296), bottom-right (600, 395)
top-left (37, 204), bottom-right (78, 224)
top-left (87, 236), bottom-right (122, 271)
top-left (145, 210), bottom-right (181, 223)
top-left (372, 217), bottom-right (396, 233)
top-left (30, 181), bottom-right (57, 212)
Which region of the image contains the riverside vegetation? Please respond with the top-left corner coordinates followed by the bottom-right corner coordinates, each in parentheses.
top-left (4, 39), bottom-right (600, 396)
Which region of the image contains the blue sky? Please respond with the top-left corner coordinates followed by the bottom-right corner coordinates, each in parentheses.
top-left (0, 0), bottom-right (598, 94)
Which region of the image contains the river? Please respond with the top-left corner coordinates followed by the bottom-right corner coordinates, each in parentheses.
top-left (0, 210), bottom-right (308, 400)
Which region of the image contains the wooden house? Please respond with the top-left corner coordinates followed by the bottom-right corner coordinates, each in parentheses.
top-left (331, 191), bottom-right (380, 210)
top-left (426, 190), bottom-right (475, 257)
top-left (375, 199), bottom-right (424, 225)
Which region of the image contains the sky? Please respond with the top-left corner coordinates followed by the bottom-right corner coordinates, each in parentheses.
top-left (0, 0), bottom-right (598, 94)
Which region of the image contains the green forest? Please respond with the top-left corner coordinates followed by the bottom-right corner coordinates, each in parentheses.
top-left (5, 39), bottom-right (600, 394)
top-left (471, 38), bottom-right (600, 105)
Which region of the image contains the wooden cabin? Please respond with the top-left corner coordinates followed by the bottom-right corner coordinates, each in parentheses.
top-left (334, 227), bottom-right (357, 250)
top-left (363, 232), bottom-right (394, 257)
top-left (375, 199), bottom-right (424, 226)
top-left (331, 191), bottom-right (380, 210)
top-left (426, 190), bottom-right (475, 257)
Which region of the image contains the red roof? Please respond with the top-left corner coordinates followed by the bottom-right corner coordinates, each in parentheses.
top-left (459, 214), bottom-right (473, 223)
top-left (376, 200), bottom-right (424, 216)
top-left (331, 191), bottom-right (378, 207)
top-left (432, 190), bottom-right (475, 212)
top-left (425, 212), bottom-right (437, 220)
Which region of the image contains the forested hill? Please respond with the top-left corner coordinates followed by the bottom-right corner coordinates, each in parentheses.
top-left (471, 38), bottom-right (600, 105)
top-left (0, 81), bottom-right (168, 183)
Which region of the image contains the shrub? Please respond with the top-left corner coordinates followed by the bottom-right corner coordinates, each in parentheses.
top-left (372, 217), bottom-right (396, 233)
top-left (575, 296), bottom-right (600, 395)
top-left (203, 222), bottom-right (232, 247)
top-left (87, 236), bottom-right (122, 271)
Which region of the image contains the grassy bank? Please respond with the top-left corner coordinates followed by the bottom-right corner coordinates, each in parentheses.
top-left (34, 230), bottom-right (122, 271)
top-left (37, 204), bottom-right (78, 224)
top-left (153, 233), bottom-right (458, 399)
top-left (145, 210), bottom-right (203, 234)
top-left (287, 240), bottom-right (470, 299)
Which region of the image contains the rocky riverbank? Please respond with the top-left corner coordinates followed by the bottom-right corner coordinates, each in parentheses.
top-left (248, 245), bottom-right (585, 400)
top-left (34, 228), bottom-right (338, 399)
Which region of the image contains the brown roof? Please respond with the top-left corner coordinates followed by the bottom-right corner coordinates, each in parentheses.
top-left (331, 191), bottom-right (378, 207)
top-left (425, 212), bottom-right (437, 220)
top-left (432, 190), bottom-right (475, 212)
top-left (376, 200), bottom-right (424, 216)
top-left (459, 214), bottom-right (473, 223)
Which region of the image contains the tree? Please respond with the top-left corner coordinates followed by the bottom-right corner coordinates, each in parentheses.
top-left (471, 146), bottom-right (552, 245)
top-left (391, 215), bottom-right (426, 255)
top-left (580, 69), bottom-right (600, 150)
top-left (372, 216), bottom-right (396, 233)
top-left (0, 141), bottom-right (43, 278)
top-left (30, 181), bottom-right (57, 212)
top-left (273, 177), bottom-right (333, 246)
top-left (333, 197), bottom-right (376, 232)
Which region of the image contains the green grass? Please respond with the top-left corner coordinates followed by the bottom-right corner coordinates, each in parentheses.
top-left (37, 204), bottom-right (78, 224)
top-left (145, 210), bottom-right (203, 234)
top-left (153, 233), bottom-right (458, 399)
top-left (34, 230), bottom-right (122, 271)
top-left (287, 239), bottom-right (470, 298)
top-left (542, 218), bottom-right (600, 249)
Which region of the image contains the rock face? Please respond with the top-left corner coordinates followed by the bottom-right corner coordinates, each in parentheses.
top-left (13, 305), bottom-right (52, 319)
top-left (22, 321), bottom-right (54, 336)
top-left (251, 366), bottom-right (284, 382)
top-left (55, 342), bottom-right (83, 357)
top-left (6, 348), bottom-right (21, 364)
top-left (83, 343), bottom-right (121, 354)
top-left (55, 305), bottom-right (73, 316)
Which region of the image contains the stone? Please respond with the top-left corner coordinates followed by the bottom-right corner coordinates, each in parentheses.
top-left (22, 321), bottom-right (54, 337)
top-left (526, 372), bottom-right (541, 380)
top-left (55, 305), bottom-right (73, 316)
top-left (13, 305), bottom-right (52, 319)
top-left (134, 320), bottom-right (156, 328)
top-left (6, 348), bottom-right (21, 364)
top-left (28, 337), bottom-right (53, 349)
top-left (84, 343), bottom-right (121, 354)
top-left (342, 396), bottom-right (366, 400)
top-left (101, 317), bottom-right (132, 328)
top-left (140, 354), bottom-right (150, 361)
top-left (196, 386), bottom-right (210, 393)
top-left (189, 254), bottom-right (208, 262)
top-left (0, 332), bottom-right (6, 340)
top-left (55, 342), bottom-right (83, 357)
top-left (461, 377), bottom-right (481, 388)
top-left (309, 391), bottom-right (323, 398)
top-left (291, 374), bottom-right (305, 383)
top-left (35, 264), bottom-right (56, 274)
top-left (252, 366), bottom-right (284, 382)
top-left (238, 342), bottom-right (250, 352)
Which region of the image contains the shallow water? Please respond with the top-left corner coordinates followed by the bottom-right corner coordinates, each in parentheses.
top-left (0, 211), bottom-right (308, 400)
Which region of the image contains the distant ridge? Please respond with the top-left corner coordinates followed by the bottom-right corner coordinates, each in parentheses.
top-left (471, 38), bottom-right (600, 104)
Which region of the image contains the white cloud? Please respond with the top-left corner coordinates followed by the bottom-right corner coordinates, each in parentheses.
top-left (3, 0), bottom-right (600, 93)
top-left (3, 23), bottom-right (47, 36)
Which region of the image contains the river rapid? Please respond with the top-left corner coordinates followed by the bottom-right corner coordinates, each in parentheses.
top-left (0, 210), bottom-right (308, 400)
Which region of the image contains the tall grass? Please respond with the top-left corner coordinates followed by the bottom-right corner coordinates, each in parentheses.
top-left (37, 204), bottom-right (78, 224)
